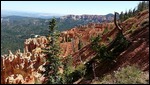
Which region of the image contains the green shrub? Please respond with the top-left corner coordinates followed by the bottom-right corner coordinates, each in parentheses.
top-left (107, 37), bottom-right (113, 42)
top-left (71, 63), bottom-right (86, 82)
top-left (62, 55), bottom-right (75, 84)
top-left (102, 27), bottom-right (109, 35)
top-left (62, 56), bottom-right (86, 84)
top-left (90, 35), bottom-right (101, 52)
top-left (78, 39), bottom-right (83, 50)
top-left (125, 25), bottom-right (136, 34)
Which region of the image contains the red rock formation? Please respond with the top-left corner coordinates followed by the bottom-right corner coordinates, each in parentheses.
top-left (1, 48), bottom-right (46, 84)
top-left (24, 36), bottom-right (48, 53)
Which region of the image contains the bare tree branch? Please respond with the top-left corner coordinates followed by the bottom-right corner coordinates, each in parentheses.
top-left (114, 12), bottom-right (122, 31)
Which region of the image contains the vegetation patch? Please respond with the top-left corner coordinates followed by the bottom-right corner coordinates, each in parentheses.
top-left (98, 65), bottom-right (149, 84)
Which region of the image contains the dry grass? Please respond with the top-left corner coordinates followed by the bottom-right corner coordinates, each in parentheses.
top-left (91, 65), bottom-right (149, 84)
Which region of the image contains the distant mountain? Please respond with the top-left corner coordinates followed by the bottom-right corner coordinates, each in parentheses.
top-left (1, 10), bottom-right (116, 20)
top-left (1, 10), bottom-right (64, 19)
top-left (60, 13), bottom-right (114, 22)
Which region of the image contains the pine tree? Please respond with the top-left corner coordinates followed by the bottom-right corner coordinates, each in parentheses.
top-left (128, 9), bottom-right (133, 17)
top-left (142, 1), bottom-right (147, 11)
top-left (137, 1), bottom-right (149, 13)
top-left (137, 1), bottom-right (142, 11)
top-left (143, 1), bottom-right (149, 10)
top-left (78, 35), bottom-right (83, 50)
top-left (62, 55), bottom-right (74, 84)
top-left (132, 8), bottom-right (136, 16)
top-left (78, 39), bottom-right (83, 50)
top-left (124, 11), bottom-right (128, 21)
top-left (146, 1), bottom-right (149, 9)
top-left (42, 18), bottom-right (63, 84)
top-left (119, 1), bottom-right (149, 22)
top-left (119, 11), bottom-right (124, 21)
top-left (137, 1), bottom-right (145, 11)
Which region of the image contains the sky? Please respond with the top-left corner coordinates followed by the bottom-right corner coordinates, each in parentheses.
top-left (1, 1), bottom-right (141, 15)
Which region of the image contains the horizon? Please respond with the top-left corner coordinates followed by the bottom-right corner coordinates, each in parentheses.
top-left (2, 9), bottom-right (115, 16)
top-left (1, 1), bottom-right (141, 15)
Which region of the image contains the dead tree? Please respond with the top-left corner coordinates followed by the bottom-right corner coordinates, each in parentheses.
top-left (107, 12), bottom-right (131, 56)
top-left (114, 12), bottom-right (123, 32)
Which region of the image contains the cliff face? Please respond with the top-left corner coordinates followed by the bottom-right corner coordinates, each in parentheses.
top-left (83, 11), bottom-right (149, 84)
top-left (79, 10), bottom-right (149, 84)
top-left (113, 10), bottom-right (149, 71)
top-left (74, 10), bottom-right (149, 72)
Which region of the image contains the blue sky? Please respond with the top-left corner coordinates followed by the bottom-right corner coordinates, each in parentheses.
top-left (1, 1), bottom-right (141, 15)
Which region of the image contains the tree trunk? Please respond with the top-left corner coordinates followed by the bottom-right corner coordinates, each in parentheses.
top-left (92, 62), bottom-right (96, 79)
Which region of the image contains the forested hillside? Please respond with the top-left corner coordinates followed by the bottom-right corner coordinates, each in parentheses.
top-left (1, 14), bottom-right (114, 54)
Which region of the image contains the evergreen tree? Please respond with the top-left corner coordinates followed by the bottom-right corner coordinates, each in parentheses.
top-left (62, 55), bottom-right (74, 84)
top-left (137, 1), bottom-right (142, 11)
top-left (78, 39), bottom-right (83, 50)
top-left (124, 11), bottom-right (128, 21)
top-left (141, 1), bottom-right (146, 11)
top-left (132, 8), bottom-right (137, 16)
top-left (146, 1), bottom-right (149, 9)
top-left (143, 1), bottom-right (149, 10)
top-left (42, 18), bottom-right (63, 84)
top-left (137, 1), bottom-right (149, 13)
top-left (128, 9), bottom-right (133, 17)
top-left (119, 11), bottom-right (124, 21)
top-left (137, 1), bottom-right (146, 11)
top-left (78, 35), bottom-right (83, 50)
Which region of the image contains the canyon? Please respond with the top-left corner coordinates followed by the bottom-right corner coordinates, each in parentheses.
top-left (1, 9), bottom-right (149, 84)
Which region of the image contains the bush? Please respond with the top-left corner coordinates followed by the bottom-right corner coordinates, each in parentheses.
top-left (102, 27), bottom-right (109, 35)
top-left (99, 65), bottom-right (149, 84)
top-left (90, 35), bottom-right (101, 52)
top-left (71, 63), bottom-right (86, 82)
top-left (107, 37), bottom-right (113, 42)
top-left (62, 56), bottom-right (86, 84)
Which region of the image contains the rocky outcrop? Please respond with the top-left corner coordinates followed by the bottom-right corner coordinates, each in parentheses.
top-left (24, 36), bottom-right (48, 53)
top-left (1, 49), bottom-right (46, 84)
